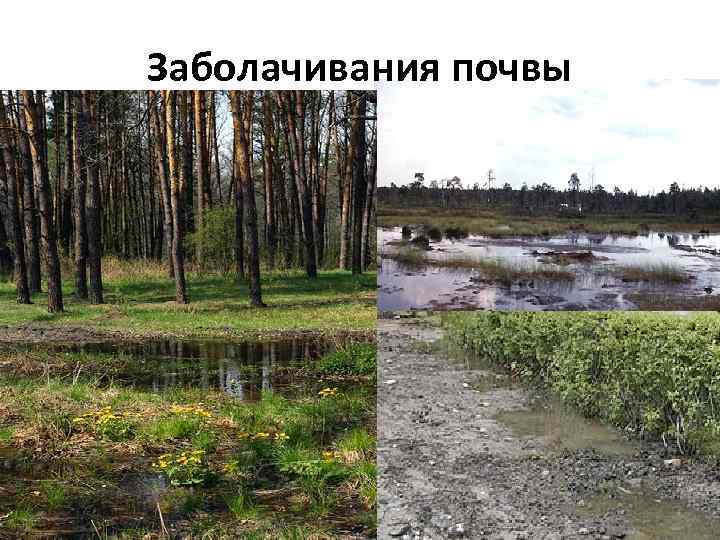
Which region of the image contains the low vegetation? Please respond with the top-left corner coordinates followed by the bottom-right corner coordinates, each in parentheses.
top-left (0, 257), bottom-right (376, 338)
top-left (612, 262), bottom-right (691, 284)
top-left (383, 246), bottom-right (574, 285)
top-left (379, 206), bottom-right (720, 237)
top-left (444, 311), bottom-right (720, 456)
top-left (0, 344), bottom-right (377, 537)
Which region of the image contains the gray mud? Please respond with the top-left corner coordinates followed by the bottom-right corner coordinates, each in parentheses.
top-left (378, 318), bottom-right (720, 539)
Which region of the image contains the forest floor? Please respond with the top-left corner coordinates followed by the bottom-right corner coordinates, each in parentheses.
top-left (0, 260), bottom-right (378, 539)
top-left (0, 260), bottom-right (376, 340)
top-left (378, 316), bottom-right (720, 539)
top-left (378, 206), bottom-right (720, 236)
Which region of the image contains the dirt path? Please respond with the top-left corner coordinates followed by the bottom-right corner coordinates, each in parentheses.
top-left (378, 318), bottom-right (720, 539)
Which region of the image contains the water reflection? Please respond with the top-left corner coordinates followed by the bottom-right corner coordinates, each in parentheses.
top-left (379, 227), bottom-right (720, 311)
top-left (69, 338), bottom-right (332, 401)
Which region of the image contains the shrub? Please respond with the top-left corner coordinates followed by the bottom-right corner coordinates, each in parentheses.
top-left (186, 205), bottom-right (236, 273)
top-left (444, 311), bottom-right (720, 454)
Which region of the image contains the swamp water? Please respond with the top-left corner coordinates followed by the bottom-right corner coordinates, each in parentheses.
top-left (379, 226), bottom-right (720, 311)
top-left (61, 336), bottom-right (336, 401)
top-left (0, 336), bottom-right (359, 538)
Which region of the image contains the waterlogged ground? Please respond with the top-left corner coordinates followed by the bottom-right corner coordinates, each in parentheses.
top-left (0, 334), bottom-right (376, 539)
top-left (378, 317), bottom-right (720, 539)
top-left (379, 227), bottom-right (720, 311)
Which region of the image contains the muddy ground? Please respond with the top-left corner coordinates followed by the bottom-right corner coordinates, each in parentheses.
top-left (378, 318), bottom-right (720, 539)
top-left (0, 324), bottom-right (374, 346)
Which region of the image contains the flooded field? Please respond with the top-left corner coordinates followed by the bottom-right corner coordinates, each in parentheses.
top-left (0, 335), bottom-right (377, 538)
top-left (379, 226), bottom-right (720, 311)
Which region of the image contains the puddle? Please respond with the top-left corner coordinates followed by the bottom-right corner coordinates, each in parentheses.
top-left (56, 337), bottom-right (336, 401)
top-left (495, 394), bottom-right (639, 456)
top-left (379, 226), bottom-right (720, 310)
top-left (582, 490), bottom-right (720, 539)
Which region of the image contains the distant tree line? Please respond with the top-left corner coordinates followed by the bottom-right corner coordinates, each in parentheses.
top-left (380, 174), bottom-right (720, 217)
top-left (0, 90), bottom-right (377, 311)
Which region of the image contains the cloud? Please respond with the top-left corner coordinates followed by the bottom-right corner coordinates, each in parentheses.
top-left (379, 80), bottom-right (720, 194)
top-left (687, 79), bottom-right (720, 87)
top-left (607, 124), bottom-right (676, 139)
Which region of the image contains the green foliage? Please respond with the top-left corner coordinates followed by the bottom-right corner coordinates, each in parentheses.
top-left (141, 415), bottom-right (203, 442)
top-left (226, 489), bottom-right (260, 520)
top-left (5, 507), bottom-right (37, 531)
top-left (444, 311), bottom-right (720, 454)
top-left (40, 480), bottom-right (67, 510)
top-left (186, 205), bottom-right (237, 274)
top-left (338, 428), bottom-right (375, 457)
top-left (72, 407), bottom-right (135, 442)
top-left (153, 449), bottom-right (211, 486)
top-left (0, 426), bottom-right (14, 442)
top-left (315, 343), bottom-right (377, 377)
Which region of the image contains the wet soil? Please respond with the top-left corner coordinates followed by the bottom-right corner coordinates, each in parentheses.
top-left (0, 334), bottom-right (376, 539)
top-left (378, 318), bottom-right (720, 539)
top-left (0, 324), bottom-right (373, 346)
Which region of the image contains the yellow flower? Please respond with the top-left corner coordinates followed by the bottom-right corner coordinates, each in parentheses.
top-left (274, 432), bottom-right (289, 442)
top-left (318, 387), bottom-right (339, 398)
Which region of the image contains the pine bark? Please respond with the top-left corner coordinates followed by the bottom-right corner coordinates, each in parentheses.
top-left (163, 91), bottom-right (188, 304)
top-left (149, 90), bottom-right (174, 277)
top-left (350, 91), bottom-right (368, 274)
top-left (339, 91), bottom-right (354, 270)
top-left (21, 90), bottom-right (63, 312)
top-left (0, 93), bottom-right (31, 303)
top-left (230, 91), bottom-right (264, 306)
top-left (71, 91), bottom-right (88, 298)
top-left (262, 93), bottom-right (276, 269)
top-left (81, 91), bottom-right (104, 303)
top-left (15, 92), bottom-right (42, 292)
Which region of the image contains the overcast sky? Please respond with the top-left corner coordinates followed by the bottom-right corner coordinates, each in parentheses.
top-left (378, 80), bottom-right (720, 194)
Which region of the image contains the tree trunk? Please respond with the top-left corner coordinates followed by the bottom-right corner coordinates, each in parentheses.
top-left (350, 91), bottom-right (368, 274)
top-left (163, 91), bottom-right (188, 304)
top-left (262, 93), bottom-right (276, 269)
top-left (339, 91), bottom-right (354, 270)
top-left (15, 92), bottom-right (42, 292)
top-left (21, 90), bottom-right (63, 312)
top-left (193, 90), bottom-right (211, 263)
top-left (72, 91), bottom-right (88, 298)
top-left (230, 91), bottom-right (264, 307)
top-left (149, 91), bottom-right (174, 277)
top-left (61, 91), bottom-right (74, 256)
top-left (232, 135), bottom-right (244, 280)
top-left (81, 91), bottom-right (104, 303)
top-left (0, 93), bottom-right (31, 303)
top-left (362, 125), bottom-right (377, 270)
top-left (279, 90), bottom-right (317, 278)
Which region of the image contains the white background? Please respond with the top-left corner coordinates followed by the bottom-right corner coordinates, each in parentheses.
top-left (0, 1), bottom-right (718, 88)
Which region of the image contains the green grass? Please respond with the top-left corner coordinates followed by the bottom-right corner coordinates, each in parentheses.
top-left (4, 508), bottom-right (37, 531)
top-left (0, 260), bottom-right (375, 338)
top-left (0, 344), bottom-right (376, 538)
top-left (613, 262), bottom-right (691, 284)
top-left (379, 206), bottom-right (720, 236)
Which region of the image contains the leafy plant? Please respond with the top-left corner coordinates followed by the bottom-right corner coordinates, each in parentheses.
top-left (153, 449), bottom-right (211, 486)
top-left (444, 311), bottom-right (720, 454)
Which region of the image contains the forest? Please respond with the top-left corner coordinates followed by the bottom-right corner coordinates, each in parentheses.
top-left (0, 90), bottom-right (378, 538)
top-left (379, 175), bottom-right (720, 217)
top-left (0, 90), bottom-right (377, 313)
